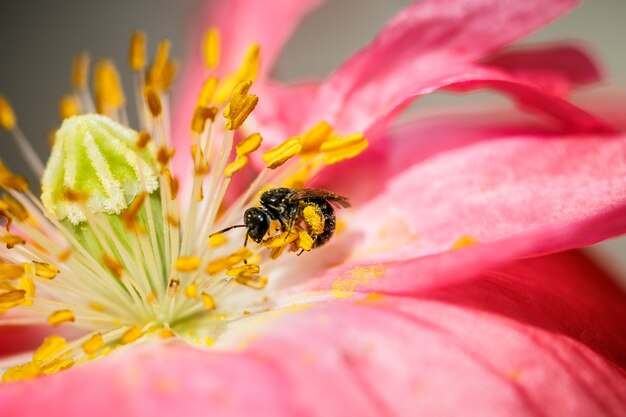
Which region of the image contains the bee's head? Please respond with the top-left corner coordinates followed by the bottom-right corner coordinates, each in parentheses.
top-left (244, 207), bottom-right (270, 243)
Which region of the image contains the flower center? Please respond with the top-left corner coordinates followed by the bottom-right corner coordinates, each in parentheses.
top-left (0, 28), bottom-right (368, 382)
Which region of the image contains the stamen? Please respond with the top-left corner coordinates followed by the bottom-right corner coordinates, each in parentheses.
top-left (0, 263), bottom-right (24, 280)
top-left (47, 309), bottom-right (75, 326)
top-left (94, 60), bottom-right (125, 116)
top-left (0, 95), bottom-right (17, 131)
top-left (197, 77), bottom-right (219, 107)
top-left (175, 256), bottom-right (201, 273)
top-left (223, 81), bottom-right (258, 130)
top-left (0, 96), bottom-right (45, 176)
top-left (144, 86), bottom-right (162, 117)
top-left (82, 333), bottom-right (104, 354)
top-left (121, 326), bottom-right (143, 344)
top-left (129, 30), bottom-right (147, 72)
top-left (201, 292), bottom-right (216, 310)
top-left (320, 133), bottom-right (368, 164)
top-left (262, 136), bottom-right (302, 169)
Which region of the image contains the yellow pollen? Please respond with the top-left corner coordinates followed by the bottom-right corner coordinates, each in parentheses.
top-left (451, 235), bottom-right (479, 250)
top-left (1, 233), bottom-right (26, 249)
top-left (302, 204), bottom-right (325, 235)
top-left (208, 233), bottom-right (227, 247)
top-left (136, 131), bottom-right (152, 148)
top-left (58, 94), bottom-right (81, 120)
top-left (94, 59), bottom-right (125, 112)
top-left (47, 309), bottom-right (76, 326)
top-left (33, 335), bottom-right (68, 362)
top-left (175, 256), bottom-right (201, 272)
top-left (40, 358), bottom-right (74, 376)
top-left (201, 292), bottom-right (217, 310)
top-left (71, 51), bottom-right (90, 90)
top-left (297, 229), bottom-right (314, 251)
top-left (0, 289), bottom-right (26, 311)
top-left (320, 133), bottom-right (368, 164)
top-left (236, 133), bottom-right (263, 156)
top-left (102, 254), bottom-right (124, 278)
top-left (224, 155), bottom-right (248, 177)
top-left (185, 283), bottom-right (198, 299)
top-left (82, 333), bottom-right (105, 354)
top-left (121, 326), bottom-right (143, 344)
top-left (223, 80), bottom-right (258, 130)
top-left (129, 30), bottom-right (147, 71)
top-left (191, 105), bottom-right (218, 134)
top-left (158, 328), bottom-right (176, 339)
top-left (197, 77), bottom-right (219, 107)
top-left (227, 264), bottom-right (261, 276)
top-left (262, 136), bottom-right (302, 169)
top-left (262, 229), bottom-right (299, 248)
top-left (301, 121), bottom-right (334, 154)
top-left (235, 274), bottom-right (268, 290)
top-left (206, 248), bottom-right (252, 275)
top-left (144, 86), bottom-right (162, 117)
top-left (203, 27), bottom-right (221, 69)
top-left (0, 263), bottom-right (24, 280)
top-left (32, 261), bottom-right (60, 279)
top-left (0, 95), bottom-right (17, 130)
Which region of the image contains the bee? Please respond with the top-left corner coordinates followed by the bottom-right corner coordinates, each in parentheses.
top-left (212, 187), bottom-right (350, 251)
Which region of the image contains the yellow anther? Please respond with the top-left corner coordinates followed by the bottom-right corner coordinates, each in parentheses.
top-left (191, 105), bottom-right (218, 134)
top-left (227, 264), bottom-right (261, 276)
top-left (18, 276), bottom-right (35, 304)
top-left (129, 30), bottom-right (147, 71)
top-left (58, 249), bottom-right (73, 262)
top-left (301, 121), bottom-right (334, 154)
top-left (94, 59), bottom-right (125, 112)
top-left (58, 94), bottom-right (81, 120)
top-left (136, 131), bottom-right (151, 149)
top-left (0, 289), bottom-right (25, 311)
top-left (41, 358), bottom-right (74, 376)
top-left (146, 40), bottom-right (173, 89)
top-left (82, 333), bottom-right (104, 354)
top-left (0, 165), bottom-right (29, 191)
top-left (33, 335), bottom-right (68, 362)
top-left (236, 43), bottom-right (261, 82)
top-left (201, 292), bottom-right (217, 310)
top-left (159, 59), bottom-right (179, 91)
top-left (208, 233), bottom-right (227, 247)
top-left (33, 261), bottom-right (59, 279)
top-left (185, 283), bottom-right (198, 299)
top-left (47, 310), bottom-right (75, 326)
top-left (1, 234), bottom-right (25, 249)
top-left (158, 328), bottom-right (176, 339)
top-left (89, 302), bottom-right (105, 312)
top-left (121, 191), bottom-right (147, 232)
top-left (320, 133), bottom-right (368, 164)
top-left (168, 278), bottom-right (180, 297)
top-left (0, 263), bottom-right (24, 280)
top-left (146, 292), bottom-right (157, 304)
top-left (102, 254), bottom-right (123, 278)
top-left (297, 229), bottom-right (315, 251)
top-left (121, 326), bottom-right (143, 344)
top-left (262, 136), bottom-right (302, 169)
top-left (197, 77), bottom-right (219, 107)
top-left (236, 133), bottom-right (263, 156)
top-left (0, 95), bottom-right (17, 130)
top-left (1, 194), bottom-right (28, 221)
top-left (71, 51), bottom-right (90, 90)
top-left (223, 80), bottom-right (258, 130)
top-left (144, 86), bottom-right (162, 117)
top-left (235, 274), bottom-right (268, 290)
top-left (157, 146), bottom-right (176, 167)
top-left (176, 256), bottom-right (201, 272)
top-left (206, 258), bottom-right (229, 275)
top-left (164, 168), bottom-right (179, 199)
top-left (2, 361), bottom-right (42, 382)
top-left (191, 145), bottom-right (210, 176)
top-left (303, 204), bottom-right (325, 235)
top-left (451, 235), bottom-right (479, 250)
top-left (262, 229), bottom-right (299, 248)
top-left (225, 247), bottom-right (253, 264)
top-left (224, 155), bottom-right (248, 178)
top-left (203, 27), bottom-right (221, 69)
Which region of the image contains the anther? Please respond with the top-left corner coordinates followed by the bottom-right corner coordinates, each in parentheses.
top-left (121, 326), bottom-right (143, 344)
top-left (175, 256), bottom-right (201, 272)
top-left (191, 106), bottom-right (218, 134)
top-left (82, 333), bottom-right (104, 354)
top-left (94, 59), bottom-right (125, 113)
top-left (320, 133), bottom-right (368, 164)
top-left (0, 95), bottom-right (17, 130)
top-left (144, 86), bottom-right (162, 117)
top-left (58, 94), bottom-right (81, 120)
top-left (224, 155), bottom-right (248, 177)
top-left (262, 136), bottom-right (302, 169)
top-left (129, 30), bottom-right (147, 71)
top-left (72, 51), bottom-right (90, 91)
top-left (236, 133), bottom-right (263, 156)
top-left (0, 263), bottom-right (24, 280)
top-left (47, 309), bottom-right (75, 326)
top-left (201, 292), bottom-right (217, 310)
top-left (32, 261), bottom-right (59, 279)
top-left (197, 77), bottom-right (219, 107)
top-left (203, 28), bottom-right (220, 69)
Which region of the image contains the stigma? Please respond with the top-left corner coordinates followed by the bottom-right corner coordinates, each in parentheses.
top-left (0, 28), bottom-right (368, 382)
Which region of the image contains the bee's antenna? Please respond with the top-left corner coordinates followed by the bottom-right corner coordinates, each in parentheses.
top-left (209, 224), bottom-right (247, 237)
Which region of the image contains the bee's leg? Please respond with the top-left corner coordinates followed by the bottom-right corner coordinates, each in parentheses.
top-left (243, 233), bottom-right (249, 264)
top-left (297, 248), bottom-right (305, 256)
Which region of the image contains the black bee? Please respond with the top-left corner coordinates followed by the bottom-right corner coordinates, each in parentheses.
top-left (212, 187), bottom-right (350, 250)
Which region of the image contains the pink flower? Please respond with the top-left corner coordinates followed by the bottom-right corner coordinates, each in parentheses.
top-left (1, 0), bottom-right (626, 416)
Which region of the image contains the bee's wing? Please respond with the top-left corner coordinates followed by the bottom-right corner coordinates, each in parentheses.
top-left (286, 188), bottom-right (351, 208)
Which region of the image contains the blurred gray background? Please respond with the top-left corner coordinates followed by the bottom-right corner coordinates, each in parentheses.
top-left (1, 0), bottom-right (625, 280)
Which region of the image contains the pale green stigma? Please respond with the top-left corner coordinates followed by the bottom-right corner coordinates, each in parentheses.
top-left (41, 114), bottom-right (158, 224)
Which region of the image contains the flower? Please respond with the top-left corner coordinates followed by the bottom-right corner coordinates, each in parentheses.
top-left (0, 0), bottom-right (626, 415)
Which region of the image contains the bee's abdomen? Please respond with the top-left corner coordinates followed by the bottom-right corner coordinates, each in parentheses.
top-left (303, 199), bottom-right (336, 248)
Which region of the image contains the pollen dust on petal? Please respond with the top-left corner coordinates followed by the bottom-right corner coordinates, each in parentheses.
top-left (330, 265), bottom-right (385, 298)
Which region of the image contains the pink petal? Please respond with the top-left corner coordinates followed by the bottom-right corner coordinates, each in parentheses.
top-left (307, 114), bottom-right (626, 292)
top-left (483, 43), bottom-right (603, 96)
top-left (3, 252), bottom-right (625, 416)
top-left (306, 0), bottom-right (580, 134)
